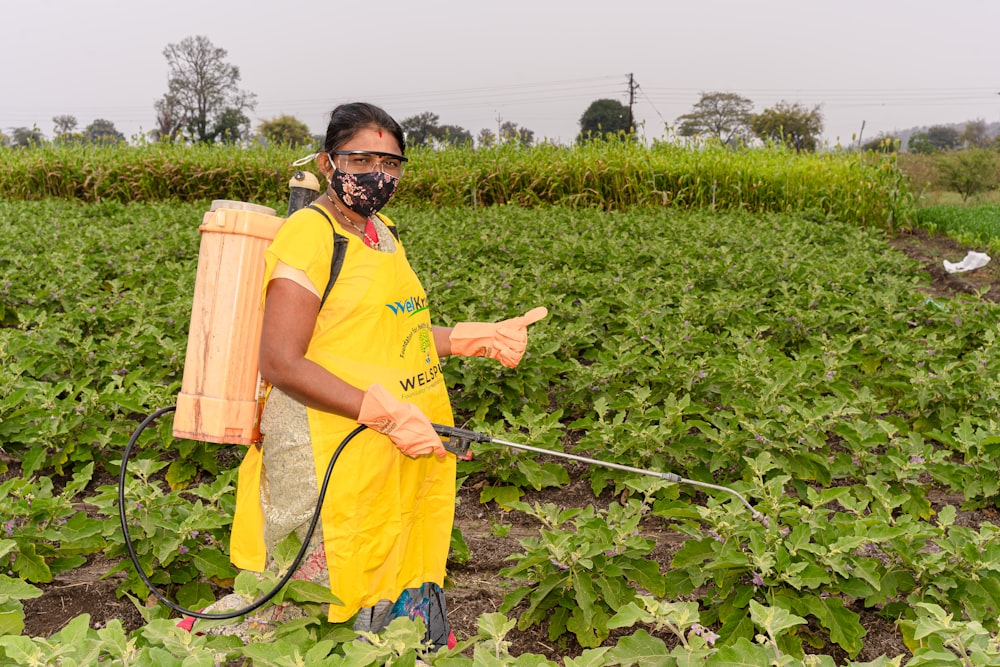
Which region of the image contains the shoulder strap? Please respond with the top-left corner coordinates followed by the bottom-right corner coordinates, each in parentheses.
top-left (306, 204), bottom-right (349, 310)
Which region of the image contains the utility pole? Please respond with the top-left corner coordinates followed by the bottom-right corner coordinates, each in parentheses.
top-left (626, 73), bottom-right (638, 132)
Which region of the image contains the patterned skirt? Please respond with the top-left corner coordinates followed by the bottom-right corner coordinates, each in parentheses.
top-left (190, 388), bottom-right (452, 648)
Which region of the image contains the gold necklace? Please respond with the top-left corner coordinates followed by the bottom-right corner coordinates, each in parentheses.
top-left (328, 195), bottom-right (378, 247)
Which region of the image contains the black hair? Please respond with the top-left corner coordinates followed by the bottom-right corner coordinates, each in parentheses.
top-left (322, 103), bottom-right (406, 155)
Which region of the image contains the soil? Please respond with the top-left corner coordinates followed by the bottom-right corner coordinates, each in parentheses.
top-left (18, 227), bottom-right (1000, 663)
top-left (887, 227), bottom-right (1000, 303)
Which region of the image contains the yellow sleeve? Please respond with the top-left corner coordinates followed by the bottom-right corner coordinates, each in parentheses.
top-left (263, 207), bottom-right (334, 303)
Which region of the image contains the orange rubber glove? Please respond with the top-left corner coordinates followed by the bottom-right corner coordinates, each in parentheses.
top-left (448, 306), bottom-right (548, 368)
top-left (357, 383), bottom-right (446, 459)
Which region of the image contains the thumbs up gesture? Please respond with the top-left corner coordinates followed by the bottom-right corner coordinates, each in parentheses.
top-left (449, 306), bottom-right (548, 368)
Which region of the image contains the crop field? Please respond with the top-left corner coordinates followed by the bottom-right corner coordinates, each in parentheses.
top-left (913, 204), bottom-right (1000, 255)
top-left (2, 144), bottom-right (1000, 665)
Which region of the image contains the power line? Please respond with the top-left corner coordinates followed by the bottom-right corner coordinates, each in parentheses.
top-left (6, 76), bottom-right (999, 140)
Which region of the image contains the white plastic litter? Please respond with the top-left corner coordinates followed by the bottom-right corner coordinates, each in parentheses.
top-left (943, 251), bottom-right (991, 274)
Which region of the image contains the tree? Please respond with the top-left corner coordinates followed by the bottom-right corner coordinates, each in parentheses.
top-left (84, 119), bottom-right (125, 145)
top-left (401, 112), bottom-right (440, 148)
top-left (11, 126), bottom-right (45, 147)
top-left (677, 92), bottom-right (753, 144)
top-left (160, 35), bottom-right (256, 143)
top-left (859, 133), bottom-right (900, 153)
top-left (906, 133), bottom-right (933, 154)
top-left (936, 148), bottom-right (1000, 202)
top-left (908, 125), bottom-right (961, 153)
top-left (152, 93), bottom-right (184, 142)
top-left (961, 119), bottom-right (991, 149)
top-left (477, 128), bottom-right (496, 148)
top-left (211, 107), bottom-right (250, 144)
top-left (500, 121), bottom-right (534, 147)
top-left (435, 124), bottom-right (473, 147)
top-left (751, 101), bottom-right (824, 152)
top-left (52, 115), bottom-right (78, 136)
top-left (258, 115), bottom-right (312, 147)
top-left (578, 99), bottom-right (633, 141)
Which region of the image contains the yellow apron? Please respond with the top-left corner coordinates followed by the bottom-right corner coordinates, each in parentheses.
top-left (230, 207), bottom-right (456, 622)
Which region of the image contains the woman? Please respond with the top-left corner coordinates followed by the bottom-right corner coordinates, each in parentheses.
top-left (223, 102), bottom-right (546, 647)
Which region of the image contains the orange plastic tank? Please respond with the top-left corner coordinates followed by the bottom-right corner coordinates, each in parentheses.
top-left (173, 201), bottom-right (285, 445)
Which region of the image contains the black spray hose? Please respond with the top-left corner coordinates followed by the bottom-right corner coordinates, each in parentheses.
top-left (118, 405), bottom-right (366, 620)
top-left (119, 412), bottom-right (768, 622)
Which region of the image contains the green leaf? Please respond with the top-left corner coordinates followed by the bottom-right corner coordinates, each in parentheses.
top-left (671, 538), bottom-right (716, 569)
top-left (480, 485), bottom-right (523, 507)
top-left (176, 581), bottom-right (215, 611)
top-left (706, 637), bottom-right (771, 666)
top-left (0, 574), bottom-right (43, 603)
top-left (793, 594), bottom-right (865, 657)
top-left (450, 525), bottom-right (470, 564)
top-left (936, 504), bottom-right (957, 527)
top-left (603, 629), bottom-right (670, 666)
top-left (607, 601), bottom-right (651, 630)
top-left (233, 570), bottom-right (261, 599)
top-left (166, 458), bottom-right (198, 490)
top-left (476, 612), bottom-right (517, 642)
top-left (0, 636), bottom-right (44, 665)
top-left (0, 603), bottom-right (26, 636)
top-left (783, 562), bottom-right (831, 590)
top-left (283, 579), bottom-right (343, 605)
top-left (622, 559), bottom-right (667, 597)
top-left (848, 657), bottom-right (904, 667)
top-left (572, 569), bottom-right (598, 631)
top-left (518, 460), bottom-right (570, 490)
top-left (188, 547), bottom-right (236, 580)
top-left (519, 577), bottom-right (565, 629)
top-left (749, 599), bottom-right (807, 637)
top-left (12, 542), bottom-right (51, 583)
top-left (562, 647), bottom-right (612, 667)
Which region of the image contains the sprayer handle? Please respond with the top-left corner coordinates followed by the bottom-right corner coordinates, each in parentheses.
top-left (432, 423), bottom-right (490, 460)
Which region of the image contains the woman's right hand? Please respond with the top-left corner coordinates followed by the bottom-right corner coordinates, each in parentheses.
top-left (357, 383), bottom-right (446, 459)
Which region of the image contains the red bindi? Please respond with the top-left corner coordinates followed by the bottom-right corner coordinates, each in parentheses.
top-left (378, 130), bottom-right (382, 138)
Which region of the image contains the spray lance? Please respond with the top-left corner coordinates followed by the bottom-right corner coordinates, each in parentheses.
top-left (434, 425), bottom-right (768, 527)
top-left (118, 169), bottom-right (766, 623)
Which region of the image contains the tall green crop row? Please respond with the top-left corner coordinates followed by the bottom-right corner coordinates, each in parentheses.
top-left (0, 140), bottom-right (913, 231)
top-left (0, 143), bottom-right (291, 205)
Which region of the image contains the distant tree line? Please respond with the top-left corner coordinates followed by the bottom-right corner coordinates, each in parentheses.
top-left (1, 34), bottom-right (986, 161)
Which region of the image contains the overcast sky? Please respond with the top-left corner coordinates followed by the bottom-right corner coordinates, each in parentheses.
top-left (3, 0), bottom-right (999, 147)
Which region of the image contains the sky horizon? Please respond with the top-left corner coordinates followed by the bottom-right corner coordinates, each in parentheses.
top-left (3, 0), bottom-right (999, 149)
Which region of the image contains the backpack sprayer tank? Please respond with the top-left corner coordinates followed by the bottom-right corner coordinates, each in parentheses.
top-left (172, 171), bottom-right (320, 445)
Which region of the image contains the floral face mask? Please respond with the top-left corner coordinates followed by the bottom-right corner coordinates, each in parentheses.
top-left (327, 156), bottom-right (399, 217)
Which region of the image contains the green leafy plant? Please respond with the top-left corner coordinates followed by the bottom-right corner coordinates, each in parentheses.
top-left (0, 465), bottom-right (101, 583)
top-left (499, 499), bottom-right (665, 648)
top-left (91, 459), bottom-right (237, 604)
top-left (900, 602), bottom-right (1000, 666)
top-left (0, 541), bottom-right (41, 636)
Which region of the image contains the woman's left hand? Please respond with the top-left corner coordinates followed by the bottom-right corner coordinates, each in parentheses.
top-left (448, 306), bottom-right (548, 368)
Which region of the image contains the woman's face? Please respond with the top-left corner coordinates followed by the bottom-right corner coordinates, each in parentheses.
top-left (323, 126), bottom-right (402, 179)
